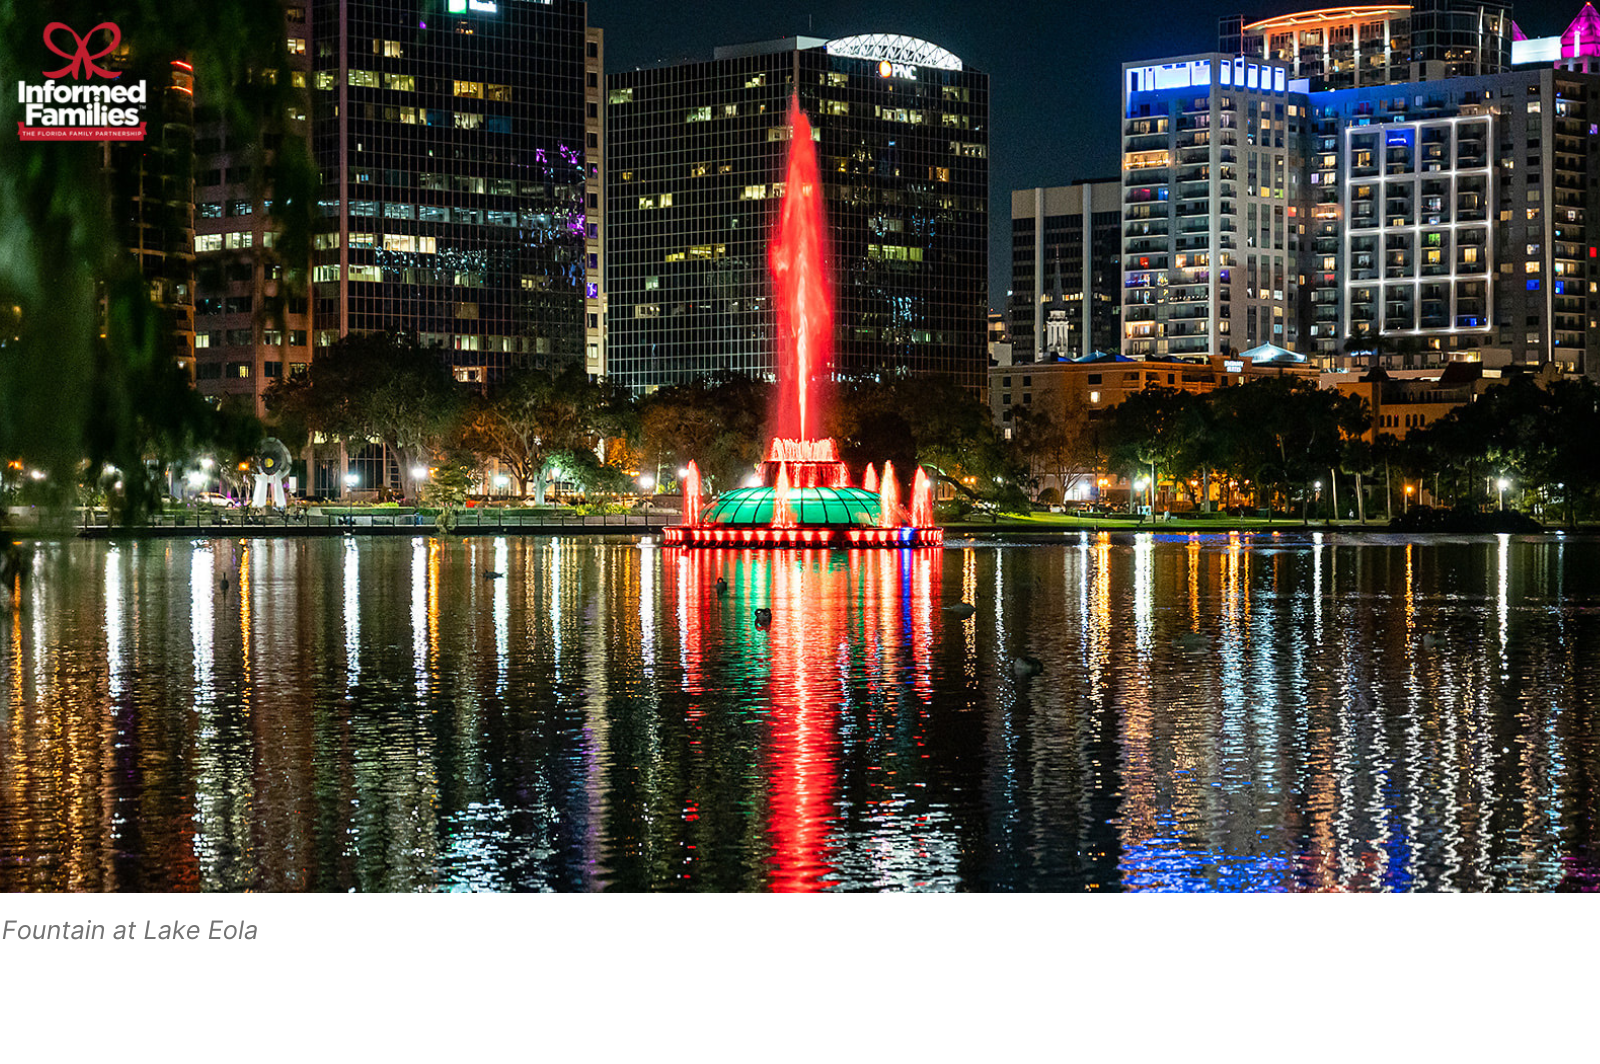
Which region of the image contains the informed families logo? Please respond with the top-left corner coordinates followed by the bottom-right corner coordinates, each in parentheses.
top-left (15, 22), bottom-right (146, 141)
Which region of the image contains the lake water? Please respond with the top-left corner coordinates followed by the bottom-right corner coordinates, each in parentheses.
top-left (1, 532), bottom-right (1596, 892)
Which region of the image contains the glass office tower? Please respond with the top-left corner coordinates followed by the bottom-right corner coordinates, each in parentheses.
top-left (606, 34), bottom-right (989, 395)
top-left (308, 0), bottom-right (593, 382)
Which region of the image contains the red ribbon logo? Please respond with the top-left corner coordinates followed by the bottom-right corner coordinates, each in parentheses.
top-left (42, 22), bottom-right (122, 80)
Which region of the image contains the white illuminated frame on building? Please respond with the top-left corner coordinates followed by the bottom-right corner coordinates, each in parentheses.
top-left (1339, 115), bottom-right (1497, 346)
top-left (825, 35), bottom-right (963, 71)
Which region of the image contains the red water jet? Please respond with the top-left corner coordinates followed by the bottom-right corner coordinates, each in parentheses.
top-left (681, 460), bottom-right (702, 527)
top-left (769, 95), bottom-right (833, 442)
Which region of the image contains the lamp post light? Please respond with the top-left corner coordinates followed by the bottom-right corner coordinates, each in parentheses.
top-left (1497, 477), bottom-right (1509, 512)
top-left (638, 473), bottom-right (656, 494)
top-left (1404, 482), bottom-right (1414, 514)
top-left (343, 471), bottom-right (359, 500)
top-left (1134, 477), bottom-right (1149, 515)
top-left (1313, 479), bottom-right (1322, 520)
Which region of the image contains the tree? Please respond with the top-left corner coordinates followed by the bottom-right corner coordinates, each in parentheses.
top-left (1, 1), bottom-right (316, 524)
top-left (1010, 388), bottom-right (1099, 504)
top-left (1209, 377), bottom-right (1367, 518)
top-left (267, 330), bottom-right (466, 500)
top-left (1106, 385), bottom-right (1198, 511)
top-left (638, 374), bottom-right (771, 493)
top-left (461, 361), bottom-right (631, 504)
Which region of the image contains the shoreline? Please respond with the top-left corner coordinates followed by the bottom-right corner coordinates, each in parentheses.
top-left (3, 522), bottom-right (1587, 546)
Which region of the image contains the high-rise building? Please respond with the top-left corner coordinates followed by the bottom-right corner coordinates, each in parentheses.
top-left (1009, 181), bottom-right (1123, 362)
top-left (584, 23), bottom-right (607, 377)
top-left (105, 48), bottom-right (198, 381)
top-left (1221, 3), bottom-right (1513, 91)
top-left (192, 2), bottom-right (311, 413)
top-left (1120, 55), bottom-right (1309, 360)
top-left (605, 34), bottom-right (989, 395)
top-left (193, 0), bottom-right (597, 416)
top-left (1307, 65), bottom-right (1600, 373)
top-left (309, 0), bottom-right (592, 382)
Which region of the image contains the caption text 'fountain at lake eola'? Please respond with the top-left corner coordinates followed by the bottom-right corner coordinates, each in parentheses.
top-left (663, 96), bottom-right (941, 549)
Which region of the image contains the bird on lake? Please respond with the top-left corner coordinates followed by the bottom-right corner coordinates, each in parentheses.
top-left (1420, 632), bottom-right (1443, 650)
top-left (754, 607), bottom-right (772, 628)
top-left (1011, 655), bottom-right (1044, 678)
top-left (483, 569), bottom-right (504, 580)
top-left (716, 576), bottom-right (728, 594)
top-left (942, 602), bottom-right (977, 618)
top-left (219, 573), bottom-right (230, 594)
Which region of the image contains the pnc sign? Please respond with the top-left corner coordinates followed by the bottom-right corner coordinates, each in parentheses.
top-left (877, 59), bottom-right (918, 80)
top-left (15, 21), bottom-right (147, 141)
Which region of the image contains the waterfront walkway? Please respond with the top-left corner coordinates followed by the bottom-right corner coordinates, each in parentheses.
top-left (67, 509), bottom-right (671, 539)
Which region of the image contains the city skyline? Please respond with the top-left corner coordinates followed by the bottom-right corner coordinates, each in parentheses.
top-left (589, 0), bottom-right (1596, 311)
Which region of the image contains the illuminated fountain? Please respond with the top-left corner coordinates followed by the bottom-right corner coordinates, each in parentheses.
top-left (663, 96), bottom-right (941, 550)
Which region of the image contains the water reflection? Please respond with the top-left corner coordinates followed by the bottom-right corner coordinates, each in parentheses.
top-left (1, 534), bottom-right (1598, 891)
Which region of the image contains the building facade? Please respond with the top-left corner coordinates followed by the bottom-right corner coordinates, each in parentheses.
top-left (1121, 55), bottom-right (1310, 360)
top-left (193, 0), bottom-right (597, 416)
top-left (1009, 181), bottom-right (1123, 362)
top-left (1307, 65), bottom-right (1600, 373)
top-left (1221, 3), bottom-right (1513, 90)
top-left (192, 2), bottom-right (311, 413)
top-left (605, 34), bottom-right (989, 395)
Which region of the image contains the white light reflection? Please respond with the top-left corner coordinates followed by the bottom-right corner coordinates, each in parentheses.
top-left (1311, 532), bottom-right (1324, 639)
top-left (343, 540), bottom-right (360, 685)
top-left (411, 537), bottom-right (428, 693)
top-left (190, 545), bottom-right (215, 707)
top-left (549, 541), bottom-right (563, 679)
top-left (104, 547), bottom-right (124, 694)
top-left (992, 547), bottom-right (1006, 652)
top-left (493, 538), bottom-right (509, 694)
top-left (1132, 533), bottom-right (1153, 654)
top-left (639, 542), bottom-right (656, 677)
top-left (1496, 532), bottom-right (1510, 662)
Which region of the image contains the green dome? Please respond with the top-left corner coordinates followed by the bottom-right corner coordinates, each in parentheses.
top-left (700, 486), bottom-right (883, 527)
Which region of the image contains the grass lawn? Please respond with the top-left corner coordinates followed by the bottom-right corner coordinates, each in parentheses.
top-left (940, 511), bottom-right (1386, 534)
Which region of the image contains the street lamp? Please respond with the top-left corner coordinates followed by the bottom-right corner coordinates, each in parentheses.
top-left (1134, 477), bottom-right (1149, 515)
top-left (638, 473), bottom-right (656, 493)
top-left (1497, 477), bottom-right (1509, 512)
top-left (1404, 482), bottom-right (1414, 514)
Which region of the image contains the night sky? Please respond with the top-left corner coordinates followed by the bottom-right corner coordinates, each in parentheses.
top-left (587, 0), bottom-right (1590, 311)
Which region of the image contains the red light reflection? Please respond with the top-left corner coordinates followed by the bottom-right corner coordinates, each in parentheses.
top-left (665, 546), bottom-right (940, 890)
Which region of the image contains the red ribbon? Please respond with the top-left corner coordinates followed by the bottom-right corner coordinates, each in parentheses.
top-left (42, 22), bottom-right (121, 80)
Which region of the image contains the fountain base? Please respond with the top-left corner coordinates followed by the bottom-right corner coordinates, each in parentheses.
top-left (666, 437), bottom-right (942, 549)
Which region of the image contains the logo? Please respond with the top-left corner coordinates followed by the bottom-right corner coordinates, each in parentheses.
top-left (877, 59), bottom-right (918, 80)
top-left (15, 22), bottom-right (147, 142)
top-left (43, 22), bottom-right (122, 80)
